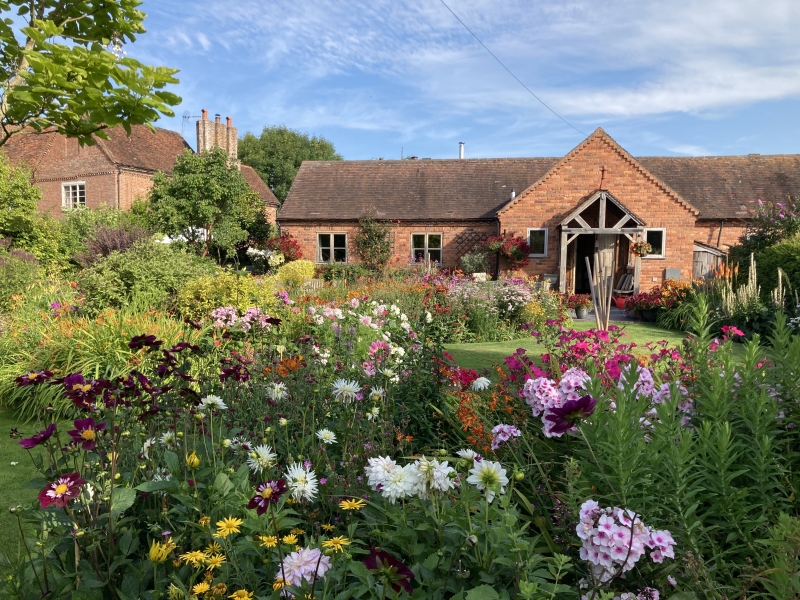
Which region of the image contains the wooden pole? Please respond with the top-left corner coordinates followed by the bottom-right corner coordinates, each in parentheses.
top-left (586, 256), bottom-right (601, 330)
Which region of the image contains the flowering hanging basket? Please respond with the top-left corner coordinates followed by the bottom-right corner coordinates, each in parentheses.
top-left (479, 234), bottom-right (531, 271)
top-left (631, 240), bottom-right (653, 257)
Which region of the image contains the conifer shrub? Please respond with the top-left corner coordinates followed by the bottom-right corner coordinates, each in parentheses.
top-left (175, 270), bottom-right (277, 321)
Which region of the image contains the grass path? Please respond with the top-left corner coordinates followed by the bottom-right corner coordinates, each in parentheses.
top-left (0, 407), bottom-right (40, 554)
top-left (444, 321), bottom-right (689, 372)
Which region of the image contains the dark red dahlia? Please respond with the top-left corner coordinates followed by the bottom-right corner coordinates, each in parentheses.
top-left (247, 479), bottom-right (287, 515)
top-left (14, 370), bottom-right (53, 386)
top-left (362, 549), bottom-right (415, 594)
top-left (19, 423), bottom-right (57, 450)
top-left (544, 394), bottom-right (598, 435)
top-left (38, 473), bottom-right (86, 508)
top-left (67, 417), bottom-right (106, 451)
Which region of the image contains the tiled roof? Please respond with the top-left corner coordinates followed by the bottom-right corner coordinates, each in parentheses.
top-left (279, 158), bottom-right (558, 220)
top-left (637, 155), bottom-right (800, 220)
top-left (281, 153), bottom-right (800, 221)
top-left (241, 165), bottom-right (280, 207)
top-left (3, 125), bottom-right (190, 174)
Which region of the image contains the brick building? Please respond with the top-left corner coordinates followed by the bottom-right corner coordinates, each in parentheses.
top-left (3, 110), bottom-right (279, 221)
top-left (279, 128), bottom-right (800, 293)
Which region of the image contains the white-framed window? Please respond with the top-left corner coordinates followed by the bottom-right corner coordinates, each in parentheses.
top-left (527, 228), bottom-right (548, 257)
top-left (317, 233), bottom-right (347, 263)
top-left (644, 228), bottom-right (666, 258)
top-left (411, 233), bottom-right (442, 264)
top-left (62, 181), bottom-right (86, 209)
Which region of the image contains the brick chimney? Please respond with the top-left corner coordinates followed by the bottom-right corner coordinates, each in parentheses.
top-left (197, 109), bottom-right (238, 164)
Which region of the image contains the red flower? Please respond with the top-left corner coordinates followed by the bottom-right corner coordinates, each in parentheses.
top-left (220, 366), bottom-right (250, 382)
top-left (68, 417), bottom-right (105, 450)
top-left (38, 473), bottom-right (85, 508)
top-left (362, 549), bottom-right (415, 594)
top-left (19, 424), bottom-right (57, 450)
top-left (247, 479), bottom-right (287, 515)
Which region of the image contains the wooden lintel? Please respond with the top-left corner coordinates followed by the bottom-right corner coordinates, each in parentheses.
top-left (562, 227), bottom-right (644, 234)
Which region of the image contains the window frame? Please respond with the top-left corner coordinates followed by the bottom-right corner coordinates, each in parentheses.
top-left (527, 227), bottom-right (549, 258)
top-left (61, 181), bottom-right (86, 209)
top-left (643, 228), bottom-right (666, 259)
top-left (316, 232), bottom-right (348, 264)
top-left (409, 232), bottom-right (443, 265)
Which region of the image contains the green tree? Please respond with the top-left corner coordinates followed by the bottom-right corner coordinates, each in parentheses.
top-left (0, 0), bottom-right (180, 147)
top-left (145, 148), bottom-right (264, 261)
top-left (238, 125), bottom-right (342, 203)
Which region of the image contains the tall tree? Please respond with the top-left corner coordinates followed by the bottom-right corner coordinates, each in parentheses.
top-left (238, 125), bottom-right (342, 203)
top-left (145, 148), bottom-right (264, 261)
top-left (0, 0), bottom-right (180, 147)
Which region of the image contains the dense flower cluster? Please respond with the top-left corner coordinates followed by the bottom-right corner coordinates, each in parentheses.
top-left (364, 456), bottom-right (456, 503)
top-left (210, 306), bottom-right (280, 331)
top-left (577, 499), bottom-right (676, 584)
top-left (522, 368), bottom-right (592, 437)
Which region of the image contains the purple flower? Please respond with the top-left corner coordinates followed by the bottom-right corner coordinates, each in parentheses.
top-left (67, 417), bottom-right (106, 450)
top-left (247, 479), bottom-right (288, 515)
top-left (362, 549), bottom-right (415, 594)
top-left (15, 370), bottom-right (54, 387)
top-left (319, 477), bottom-right (328, 485)
top-left (49, 302), bottom-right (62, 310)
top-left (544, 394), bottom-right (597, 435)
top-left (38, 473), bottom-right (85, 508)
top-left (490, 423), bottom-right (522, 451)
top-left (128, 334), bottom-right (163, 351)
top-left (220, 365), bottom-right (250, 382)
top-left (19, 424), bottom-right (57, 450)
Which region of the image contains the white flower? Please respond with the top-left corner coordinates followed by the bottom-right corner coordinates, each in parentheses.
top-left (228, 436), bottom-right (251, 453)
top-left (332, 379), bottom-right (360, 403)
top-left (466, 460), bottom-right (509, 503)
top-left (247, 445), bottom-right (277, 474)
top-left (10, 462), bottom-right (18, 466)
top-left (369, 386), bottom-right (385, 401)
top-left (414, 457), bottom-right (456, 498)
top-left (367, 406), bottom-right (381, 421)
top-left (142, 437), bottom-right (157, 459)
top-left (279, 418), bottom-right (289, 427)
top-left (381, 463), bottom-right (420, 503)
top-left (424, 311), bottom-right (433, 323)
top-left (199, 394), bottom-right (227, 411)
top-left (159, 431), bottom-right (177, 447)
top-left (316, 429), bottom-right (337, 444)
top-left (285, 463), bottom-right (318, 502)
top-left (222, 438), bottom-right (232, 449)
top-left (266, 381), bottom-right (288, 401)
top-left (456, 448), bottom-right (481, 461)
top-left (471, 377), bottom-right (491, 391)
top-left (365, 456), bottom-right (398, 489)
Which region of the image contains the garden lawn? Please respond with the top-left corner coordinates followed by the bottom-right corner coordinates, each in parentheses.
top-left (445, 321), bottom-right (689, 372)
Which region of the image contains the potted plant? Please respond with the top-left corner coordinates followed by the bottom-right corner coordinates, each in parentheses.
top-left (631, 240), bottom-right (653, 257)
top-left (479, 234), bottom-right (531, 271)
top-left (568, 294), bottom-right (594, 319)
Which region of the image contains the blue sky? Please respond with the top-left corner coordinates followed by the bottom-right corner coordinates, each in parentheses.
top-left (132, 0), bottom-right (800, 160)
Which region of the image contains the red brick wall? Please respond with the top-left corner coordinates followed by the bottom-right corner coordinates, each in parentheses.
top-left (279, 220), bottom-right (498, 269)
top-left (695, 220), bottom-right (747, 251)
top-left (119, 170), bottom-right (154, 210)
top-left (498, 132), bottom-right (698, 287)
top-left (34, 173), bottom-right (118, 216)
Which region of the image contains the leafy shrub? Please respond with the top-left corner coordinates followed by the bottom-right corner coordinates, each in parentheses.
top-left (74, 223), bottom-right (151, 267)
top-left (758, 233), bottom-right (800, 299)
top-left (0, 242), bottom-right (39, 311)
top-left (318, 263), bottom-right (369, 281)
top-left (266, 231), bottom-right (302, 261)
top-left (277, 258), bottom-right (316, 286)
top-left (77, 242), bottom-right (217, 313)
top-left (354, 210), bottom-right (392, 272)
top-left (459, 249), bottom-right (489, 274)
top-left (175, 270), bottom-right (277, 321)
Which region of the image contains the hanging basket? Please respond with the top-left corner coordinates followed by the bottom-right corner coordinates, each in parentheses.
top-left (631, 240), bottom-right (653, 257)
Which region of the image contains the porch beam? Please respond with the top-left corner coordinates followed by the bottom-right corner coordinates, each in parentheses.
top-left (599, 195), bottom-right (607, 228)
top-left (623, 233), bottom-right (635, 242)
top-left (562, 227), bottom-right (644, 234)
top-left (573, 214), bottom-right (592, 229)
top-left (612, 214), bottom-right (631, 229)
top-left (566, 233), bottom-right (580, 245)
top-left (559, 230), bottom-right (567, 293)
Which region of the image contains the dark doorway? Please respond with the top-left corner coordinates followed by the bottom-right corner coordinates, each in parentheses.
top-left (574, 234), bottom-right (595, 294)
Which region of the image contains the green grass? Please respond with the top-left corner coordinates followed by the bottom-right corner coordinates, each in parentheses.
top-left (0, 407), bottom-right (40, 550)
top-left (445, 321), bottom-right (689, 372)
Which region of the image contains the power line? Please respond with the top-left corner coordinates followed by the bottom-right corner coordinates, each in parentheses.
top-left (438, 0), bottom-right (588, 137)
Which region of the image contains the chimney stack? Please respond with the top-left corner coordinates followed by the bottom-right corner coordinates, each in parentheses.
top-left (511, 189), bottom-right (516, 200)
top-left (197, 108), bottom-right (239, 165)
top-left (458, 142), bottom-right (465, 159)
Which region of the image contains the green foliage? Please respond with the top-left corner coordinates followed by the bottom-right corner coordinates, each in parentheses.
top-left (277, 259), bottom-right (316, 287)
top-left (56, 206), bottom-right (125, 264)
top-left (175, 271), bottom-right (277, 321)
top-left (318, 263), bottom-right (369, 281)
top-left (0, 0), bottom-right (180, 148)
top-left (145, 148), bottom-right (264, 260)
top-left (758, 233), bottom-right (800, 301)
top-left (77, 241), bottom-right (217, 313)
top-left (460, 249), bottom-right (490, 274)
top-left (238, 124), bottom-right (342, 202)
top-left (730, 197), bottom-right (800, 268)
top-left (0, 245), bottom-right (39, 311)
top-left (354, 210), bottom-right (393, 272)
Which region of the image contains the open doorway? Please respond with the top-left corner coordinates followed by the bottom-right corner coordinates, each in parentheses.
top-left (574, 234), bottom-right (595, 294)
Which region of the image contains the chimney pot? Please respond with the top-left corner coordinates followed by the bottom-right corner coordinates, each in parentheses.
top-left (201, 109), bottom-right (208, 121)
top-left (458, 142), bottom-right (465, 159)
top-left (215, 114), bottom-right (221, 123)
top-left (511, 189), bottom-right (516, 200)
top-left (226, 116), bottom-right (232, 127)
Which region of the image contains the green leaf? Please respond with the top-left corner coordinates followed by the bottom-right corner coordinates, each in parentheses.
top-left (465, 585), bottom-right (500, 600)
top-left (134, 480), bottom-right (174, 492)
top-left (667, 594), bottom-right (698, 600)
top-left (213, 472), bottom-right (234, 496)
top-left (110, 487), bottom-right (136, 518)
top-left (163, 450), bottom-right (179, 473)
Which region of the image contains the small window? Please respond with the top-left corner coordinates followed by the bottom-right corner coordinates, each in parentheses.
top-left (527, 228), bottom-right (548, 257)
top-left (644, 228), bottom-right (666, 258)
top-left (411, 233), bottom-right (442, 264)
top-left (62, 182), bottom-right (86, 209)
top-left (317, 233), bottom-right (347, 263)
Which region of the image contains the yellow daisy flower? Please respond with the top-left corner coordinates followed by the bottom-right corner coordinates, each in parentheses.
top-left (339, 498), bottom-right (366, 510)
top-left (213, 583), bottom-right (228, 595)
top-left (205, 541), bottom-right (222, 554)
top-left (193, 581), bottom-right (211, 594)
top-left (259, 535), bottom-right (278, 548)
top-left (321, 524), bottom-right (335, 532)
top-left (321, 536), bottom-right (350, 553)
top-left (199, 515), bottom-right (211, 527)
top-left (281, 534), bottom-right (298, 545)
top-left (205, 553), bottom-right (226, 571)
top-left (289, 528), bottom-right (306, 535)
top-left (228, 590), bottom-right (254, 600)
top-left (273, 578), bottom-right (286, 591)
top-left (215, 516), bottom-right (243, 539)
top-left (180, 550), bottom-right (207, 567)
top-left (148, 538), bottom-right (176, 563)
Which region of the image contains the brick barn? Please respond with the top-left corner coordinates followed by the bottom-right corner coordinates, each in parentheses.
top-left (279, 128), bottom-right (800, 293)
top-left (3, 110), bottom-right (279, 222)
